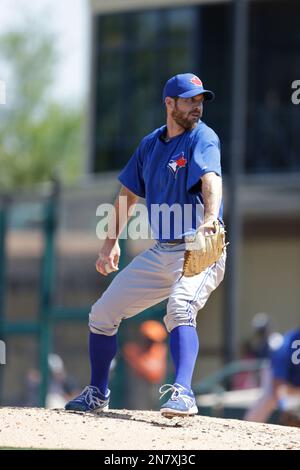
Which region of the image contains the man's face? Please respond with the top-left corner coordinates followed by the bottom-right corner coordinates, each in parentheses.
top-left (170, 94), bottom-right (204, 130)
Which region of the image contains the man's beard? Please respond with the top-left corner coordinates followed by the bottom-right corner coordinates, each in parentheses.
top-left (171, 106), bottom-right (201, 130)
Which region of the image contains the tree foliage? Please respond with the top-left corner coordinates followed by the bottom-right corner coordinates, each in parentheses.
top-left (0, 23), bottom-right (84, 190)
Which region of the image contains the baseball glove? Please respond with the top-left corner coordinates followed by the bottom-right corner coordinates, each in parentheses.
top-left (182, 220), bottom-right (226, 277)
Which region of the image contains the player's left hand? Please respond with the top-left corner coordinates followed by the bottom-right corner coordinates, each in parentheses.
top-left (182, 219), bottom-right (226, 277)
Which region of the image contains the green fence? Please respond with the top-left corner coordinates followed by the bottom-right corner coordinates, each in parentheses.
top-left (0, 182), bottom-right (167, 407)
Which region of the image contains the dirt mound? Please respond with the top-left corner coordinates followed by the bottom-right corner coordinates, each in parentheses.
top-left (0, 407), bottom-right (299, 450)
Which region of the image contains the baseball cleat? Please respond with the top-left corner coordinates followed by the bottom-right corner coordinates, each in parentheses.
top-left (65, 385), bottom-right (110, 413)
top-left (159, 383), bottom-right (198, 418)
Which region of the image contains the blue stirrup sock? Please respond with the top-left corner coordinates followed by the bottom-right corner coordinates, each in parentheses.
top-left (169, 325), bottom-right (199, 391)
top-left (89, 331), bottom-right (117, 396)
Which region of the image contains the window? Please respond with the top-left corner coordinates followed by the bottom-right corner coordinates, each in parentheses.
top-left (92, 1), bottom-right (299, 175)
top-left (247, 0), bottom-right (300, 172)
top-left (93, 7), bottom-right (196, 172)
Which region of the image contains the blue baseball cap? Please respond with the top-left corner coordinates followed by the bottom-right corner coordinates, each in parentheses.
top-left (162, 73), bottom-right (215, 104)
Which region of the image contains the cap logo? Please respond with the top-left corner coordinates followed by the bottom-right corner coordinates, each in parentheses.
top-left (190, 76), bottom-right (202, 87)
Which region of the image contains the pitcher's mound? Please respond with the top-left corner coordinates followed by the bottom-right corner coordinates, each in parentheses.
top-left (0, 407), bottom-right (300, 450)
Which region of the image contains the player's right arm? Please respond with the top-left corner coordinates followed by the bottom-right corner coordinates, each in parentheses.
top-left (95, 185), bottom-right (139, 276)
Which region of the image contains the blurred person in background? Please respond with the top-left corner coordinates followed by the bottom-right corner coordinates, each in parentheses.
top-left (46, 353), bottom-right (80, 408)
top-left (231, 313), bottom-right (273, 390)
top-left (24, 368), bottom-right (41, 407)
top-left (244, 326), bottom-right (300, 426)
top-left (247, 312), bottom-right (272, 360)
top-left (24, 354), bottom-right (79, 408)
top-left (123, 320), bottom-right (168, 410)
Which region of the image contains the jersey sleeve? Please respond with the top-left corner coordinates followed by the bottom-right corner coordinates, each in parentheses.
top-left (118, 143), bottom-right (146, 198)
top-left (187, 132), bottom-right (222, 194)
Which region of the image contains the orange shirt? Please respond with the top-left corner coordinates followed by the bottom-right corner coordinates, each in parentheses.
top-left (123, 342), bottom-right (167, 384)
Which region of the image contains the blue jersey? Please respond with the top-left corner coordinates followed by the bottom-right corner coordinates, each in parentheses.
top-left (270, 328), bottom-right (300, 387)
top-left (119, 121), bottom-right (223, 242)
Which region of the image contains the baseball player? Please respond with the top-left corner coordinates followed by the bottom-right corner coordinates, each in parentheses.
top-left (244, 326), bottom-right (300, 423)
top-left (65, 73), bottom-right (226, 417)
